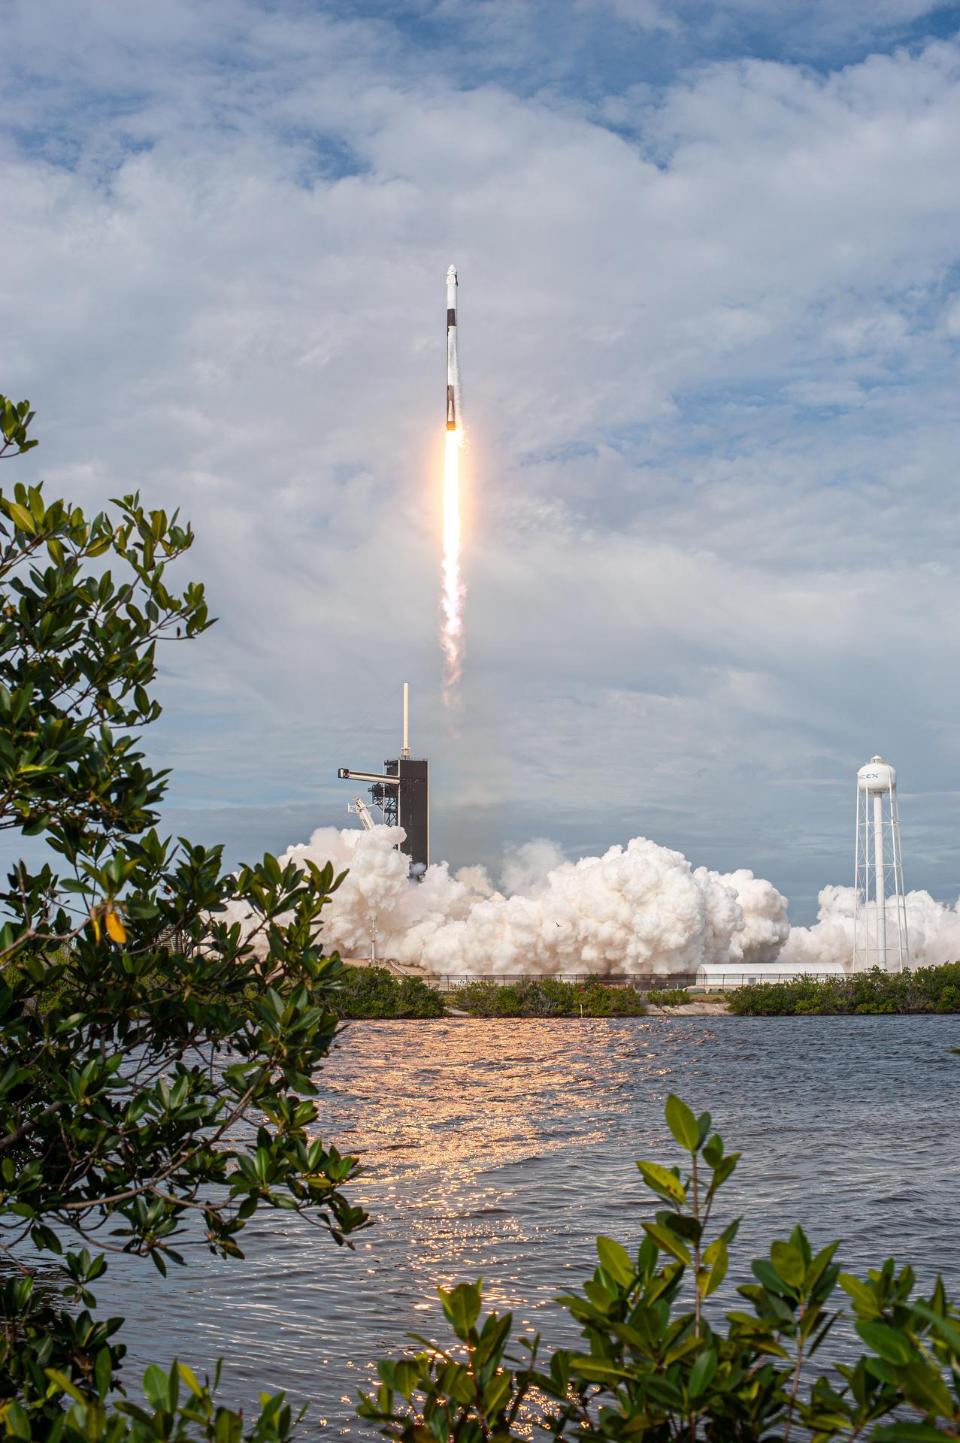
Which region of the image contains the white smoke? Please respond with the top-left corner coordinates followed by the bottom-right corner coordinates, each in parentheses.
top-left (780, 884), bottom-right (960, 974)
top-left (227, 823), bottom-right (960, 976)
top-left (500, 840), bottom-right (566, 898)
top-left (229, 824), bottom-right (791, 977)
top-left (722, 868), bottom-right (791, 965)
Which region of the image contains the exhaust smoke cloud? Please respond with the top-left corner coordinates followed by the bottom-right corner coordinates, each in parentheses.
top-left (777, 884), bottom-right (960, 973)
top-left (225, 824), bottom-right (960, 976)
top-left (227, 824), bottom-right (793, 976)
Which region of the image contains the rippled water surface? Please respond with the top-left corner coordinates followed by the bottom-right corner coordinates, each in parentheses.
top-left (96, 1017), bottom-right (960, 1434)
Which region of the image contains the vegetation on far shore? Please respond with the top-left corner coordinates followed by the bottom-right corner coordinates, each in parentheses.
top-left (339, 966), bottom-right (960, 1019)
top-left (336, 971), bottom-right (719, 1017)
top-left (729, 963), bottom-right (960, 1015)
top-left (450, 975), bottom-right (648, 1016)
top-left (335, 971), bottom-right (653, 1019)
top-left (334, 965), bottom-right (445, 1018)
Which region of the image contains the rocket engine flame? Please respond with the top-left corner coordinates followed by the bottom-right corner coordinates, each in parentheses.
top-left (441, 264), bottom-right (464, 698)
top-left (441, 426), bottom-right (464, 691)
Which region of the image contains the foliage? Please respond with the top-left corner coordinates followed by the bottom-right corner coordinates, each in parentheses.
top-left (361, 1093), bottom-right (960, 1443)
top-left (729, 963), bottom-right (960, 1015)
top-left (0, 397), bottom-right (364, 1432)
top-left (1, 1359), bottom-right (297, 1443)
top-left (646, 988), bottom-right (690, 1008)
top-left (333, 966), bottom-right (446, 1019)
top-left (453, 977), bottom-right (646, 1017)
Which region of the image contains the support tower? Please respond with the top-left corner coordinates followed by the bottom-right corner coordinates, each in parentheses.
top-left (337, 683), bottom-right (430, 875)
top-left (853, 755), bottom-right (908, 973)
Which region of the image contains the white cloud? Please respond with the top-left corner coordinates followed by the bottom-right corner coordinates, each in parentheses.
top-left (1, 3), bottom-right (959, 918)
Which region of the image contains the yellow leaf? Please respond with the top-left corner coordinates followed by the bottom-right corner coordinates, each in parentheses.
top-left (89, 910), bottom-right (102, 943)
top-left (104, 907), bottom-right (127, 944)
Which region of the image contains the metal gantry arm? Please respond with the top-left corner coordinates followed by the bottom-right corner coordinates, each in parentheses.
top-left (347, 796), bottom-right (376, 830)
top-left (337, 768), bottom-right (401, 787)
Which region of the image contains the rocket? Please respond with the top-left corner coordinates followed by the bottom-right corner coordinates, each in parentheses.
top-left (446, 264), bottom-right (460, 431)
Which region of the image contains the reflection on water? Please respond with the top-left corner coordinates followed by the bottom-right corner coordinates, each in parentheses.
top-left (92, 1016), bottom-right (960, 1435)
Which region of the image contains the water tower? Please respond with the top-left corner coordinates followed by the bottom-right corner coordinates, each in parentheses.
top-left (853, 755), bottom-right (908, 973)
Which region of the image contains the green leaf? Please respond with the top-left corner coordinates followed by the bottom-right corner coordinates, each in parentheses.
top-left (569, 1356), bottom-right (633, 1383)
top-left (699, 1236), bottom-right (729, 1298)
top-left (637, 1160), bottom-right (686, 1205)
top-left (771, 1240), bottom-right (806, 1288)
top-left (665, 1094), bottom-right (700, 1151)
top-left (856, 1321), bottom-right (917, 1365)
top-left (839, 1273), bottom-right (882, 1317)
top-left (897, 1361), bottom-right (954, 1416)
top-left (688, 1347), bottom-right (717, 1398)
top-left (177, 1362), bottom-right (203, 1397)
top-left (44, 1368), bottom-right (87, 1404)
top-left (143, 1362), bottom-right (173, 1411)
top-left (643, 1221), bottom-right (691, 1266)
top-left (482, 1372), bottom-right (512, 1416)
top-left (912, 1301), bottom-right (960, 1353)
top-left (94, 1346), bottom-right (113, 1399)
top-left (439, 1282), bottom-right (482, 1339)
top-left (596, 1235), bottom-right (635, 1288)
top-left (7, 501), bottom-right (36, 534)
top-left (3, 1402), bottom-right (31, 1439)
top-left (875, 1426), bottom-right (959, 1443)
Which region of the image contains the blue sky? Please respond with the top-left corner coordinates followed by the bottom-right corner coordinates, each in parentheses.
top-left (3, 0), bottom-right (960, 921)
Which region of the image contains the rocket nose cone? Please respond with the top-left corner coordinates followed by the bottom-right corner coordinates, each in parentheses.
top-left (447, 264), bottom-right (457, 283)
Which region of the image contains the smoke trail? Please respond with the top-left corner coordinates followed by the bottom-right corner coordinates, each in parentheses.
top-left (440, 428), bottom-right (465, 694)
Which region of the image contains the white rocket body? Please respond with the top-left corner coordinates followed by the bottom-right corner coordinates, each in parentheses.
top-left (446, 264), bottom-right (460, 431)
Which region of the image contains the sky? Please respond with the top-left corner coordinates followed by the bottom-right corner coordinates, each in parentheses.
top-left (3, 0), bottom-right (960, 921)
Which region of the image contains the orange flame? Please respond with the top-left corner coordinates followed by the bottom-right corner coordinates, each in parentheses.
top-left (441, 427), bottom-right (464, 695)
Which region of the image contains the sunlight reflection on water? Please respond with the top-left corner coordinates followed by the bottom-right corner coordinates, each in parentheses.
top-left (94, 1016), bottom-right (960, 1436)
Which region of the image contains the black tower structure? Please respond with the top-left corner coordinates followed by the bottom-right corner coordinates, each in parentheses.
top-left (337, 685), bottom-right (429, 875)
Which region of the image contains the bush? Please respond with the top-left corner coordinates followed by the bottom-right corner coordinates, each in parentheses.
top-left (647, 987), bottom-right (690, 1007)
top-left (361, 1093), bottom-right (960, 1442)
top-left (0, 397), bottom-right (364, 1436)
top-left (333, 966), bottom-right (445, 1018)
top-left (453, 977), bottom-right (646, 1017)
top-left (730, 963), bottom-right (960, 1015)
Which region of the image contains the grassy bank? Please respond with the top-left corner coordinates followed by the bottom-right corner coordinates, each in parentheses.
top-left (451, 976), bottom-right (647, 1016)
top-left (729, 962), bottom-right (960, 1015)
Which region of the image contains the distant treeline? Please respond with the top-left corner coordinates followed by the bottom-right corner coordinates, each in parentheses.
top-left (332, 968), bottom-right (650, 1018)
top-left (332, 965), bottom-right (446, 1019)
top-left (451, 976), bottom-right (647, 1016)
top-left (729, 963), bottom-right (960, 1015)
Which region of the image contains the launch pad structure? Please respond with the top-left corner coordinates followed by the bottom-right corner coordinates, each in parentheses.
top-left (337, 682), bottom-right (430, 874)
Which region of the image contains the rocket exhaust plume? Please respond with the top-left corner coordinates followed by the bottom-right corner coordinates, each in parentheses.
top-left (224, 820), bottom-right (960, 977)
top-left (441, 265), bottom-right (464, 696)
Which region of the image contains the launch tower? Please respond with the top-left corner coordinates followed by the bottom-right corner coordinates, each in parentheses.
top-left (853, 755), bottom-right (908, 973)
top-left (337, 683), bottom-right (430, 874)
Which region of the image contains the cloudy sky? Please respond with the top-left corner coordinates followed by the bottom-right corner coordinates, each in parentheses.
top-left (4, 0), bottom-right (960, 920)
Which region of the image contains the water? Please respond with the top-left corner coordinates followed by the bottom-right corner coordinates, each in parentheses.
top-left (91, 1016), bottom-right (960, 1434)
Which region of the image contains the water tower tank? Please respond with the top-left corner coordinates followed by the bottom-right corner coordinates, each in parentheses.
top-left (857, 756), bottom-right (896, 794)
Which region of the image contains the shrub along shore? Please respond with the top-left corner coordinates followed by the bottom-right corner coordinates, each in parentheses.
top-left (334, 964), bottom-right (960, 1018)
top-left (334, 968), bottom-right (649, 1017)
top-left (727, 963), bottom-right (960, 1015)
